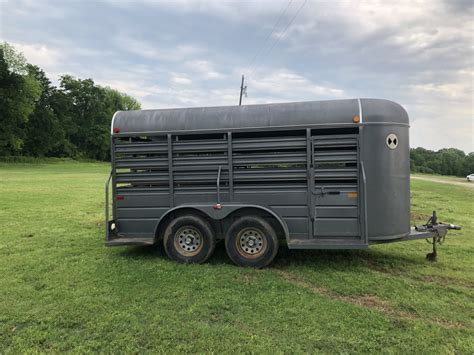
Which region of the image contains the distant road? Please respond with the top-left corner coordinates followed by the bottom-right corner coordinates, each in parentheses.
top-left (411, 175), bottom-right (474, 188)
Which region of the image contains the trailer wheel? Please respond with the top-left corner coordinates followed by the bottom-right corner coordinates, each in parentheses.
top-left (225, 216), bottom-right (279, 268)
top-left (163, 215), bottom-right (216, 264)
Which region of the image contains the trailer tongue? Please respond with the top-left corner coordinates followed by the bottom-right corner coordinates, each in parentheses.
top-left (373, 211), bottom-right (461, 261)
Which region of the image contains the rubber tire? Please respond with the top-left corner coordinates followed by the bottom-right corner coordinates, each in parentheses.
top-left (225, 215), bottom-right (279, 268)
top-left (163, 215), bottom-right (216, 264)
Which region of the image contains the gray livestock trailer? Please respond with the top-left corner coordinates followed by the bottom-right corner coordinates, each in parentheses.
top-left (105, 98), bottom-right (460, 267)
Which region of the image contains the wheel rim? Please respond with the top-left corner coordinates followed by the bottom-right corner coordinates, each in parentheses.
top-left (174, 226), bottom-right (203, 256)
top-left (235, 227), bottom-right (267, 258)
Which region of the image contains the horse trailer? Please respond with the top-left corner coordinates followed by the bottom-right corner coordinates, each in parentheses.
top-left (105, 98), bottom-right (460, 267)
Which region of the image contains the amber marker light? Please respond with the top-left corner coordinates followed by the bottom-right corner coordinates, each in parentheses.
top-left (353, 115), bottom-right (360, 123)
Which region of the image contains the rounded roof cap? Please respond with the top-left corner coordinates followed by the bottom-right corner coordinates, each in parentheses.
top-left (111, 98), bottom-right (409, 134)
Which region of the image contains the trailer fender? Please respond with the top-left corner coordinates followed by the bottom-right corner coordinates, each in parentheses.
top-left (153, 204), bottom-right (290, 242)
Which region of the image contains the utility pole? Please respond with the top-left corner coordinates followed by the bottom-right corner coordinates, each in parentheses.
top-left (239, 74), bottom-right (247, 106)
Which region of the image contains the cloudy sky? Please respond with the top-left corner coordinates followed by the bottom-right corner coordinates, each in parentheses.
top-left (1, 0), bottom-right (472, 152)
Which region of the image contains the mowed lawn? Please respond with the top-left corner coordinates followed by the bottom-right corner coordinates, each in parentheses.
top-left (0, 161), bottom-right (472, 353)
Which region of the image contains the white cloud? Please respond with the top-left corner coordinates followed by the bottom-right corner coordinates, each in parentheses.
top-left (10, 42), bottom-right (62, 69)
top-left (118, 36), bottom-right (201, 62)
top-left (247, 68), bottom-right (345, 102)
top-left (185, 60), bottom-right (225, 79)
top-left (171, 74), bottom-right (192, 85)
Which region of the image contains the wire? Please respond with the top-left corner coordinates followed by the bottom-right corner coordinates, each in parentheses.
top-left (248, 0), bottom-right (308, 78)
top-left (245, 0), bottom-right (294, 74)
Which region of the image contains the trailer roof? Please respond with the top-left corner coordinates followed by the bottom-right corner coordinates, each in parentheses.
top-left (111, 98), bottom-right (409, 134)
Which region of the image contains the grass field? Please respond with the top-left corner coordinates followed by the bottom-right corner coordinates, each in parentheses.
top-left (1, 161), bottom-right (473, 353)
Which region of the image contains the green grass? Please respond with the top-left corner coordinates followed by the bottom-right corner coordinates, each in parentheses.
top-left (0, 161), bottom-right (473, 353)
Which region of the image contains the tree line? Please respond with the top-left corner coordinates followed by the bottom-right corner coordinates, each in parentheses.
top-left (0, 42), bottom-right (140, 160)
top-left (1, 42), bottom-right (472, 176)
top-left (411, 147), bottom-right (473, 177)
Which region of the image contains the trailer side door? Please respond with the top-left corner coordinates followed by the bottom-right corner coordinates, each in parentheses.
top-left (311, 133), bottom-right (361, 240)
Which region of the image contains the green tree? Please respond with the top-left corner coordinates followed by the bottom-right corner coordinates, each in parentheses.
top-left (464, 153), bottom-right (474, 175)
top-left (104, 87), bottom-right (141, 112)
top-left (57, 76), bottom-right (141, 160)
top-left (0, 43), bottom-right (41, 154)
top-left (410, 147), bottom-right (472, 176)
top-left (22, 65), bottom-right (65, 156)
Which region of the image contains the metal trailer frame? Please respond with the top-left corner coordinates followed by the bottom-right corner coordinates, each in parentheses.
top-left (105, 98), bottom-right (460, 264)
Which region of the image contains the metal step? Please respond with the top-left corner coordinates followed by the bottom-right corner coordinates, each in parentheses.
top-left (106, 237), bottom-right (155, 247)
top-left (287, 238), bottom-right (368, 250)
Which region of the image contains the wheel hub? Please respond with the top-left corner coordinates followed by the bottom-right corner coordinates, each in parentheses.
top-left (175, 227), bottom-right (202, 255)
top-left (237, 228), bottom-right (266, 256)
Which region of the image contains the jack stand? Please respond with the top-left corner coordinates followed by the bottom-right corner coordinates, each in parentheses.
top-left (425, 211), bottom-right (442, 262)
top-left (410, 211), bottom-right (460, 261)
top-left (426, 236), bottom-right (437, 262)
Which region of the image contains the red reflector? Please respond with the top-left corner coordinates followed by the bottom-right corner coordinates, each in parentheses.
top-left (113, 127), bottom-right (120, 133)
top-left (116, 195), bottom-right (124, 201)
top-left (212, 203), bottom-right (222, 209)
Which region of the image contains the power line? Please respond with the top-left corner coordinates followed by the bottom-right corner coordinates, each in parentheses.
top-left (245, 0), bottom-right (294, 74)
top-left (248, 0), bottom-right (308, 78)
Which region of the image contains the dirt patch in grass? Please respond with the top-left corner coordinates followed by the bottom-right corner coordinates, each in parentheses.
top-left (274, 269), bottom-right (465, 329)
top-left (411, 175), bottom-right (474, 188)
top-left (361, 257), bottom-right (473, 290)
top-left (235, 273), bottom-right (259, 285)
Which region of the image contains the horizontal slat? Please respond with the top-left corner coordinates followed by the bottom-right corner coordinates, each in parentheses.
top-left (115, 158), bottom-right (168, 169)
top-left (314, 183), bottom-right (358, 189)
top-left (174, 186), bottom-right (229, 192)
top-left (173, 137), bottom-right (226, 145)
top-left (174, 172), bottom-right (229, 182)
top-left (312, 134), bottom-right (358, 140)
top-left (233, 137), bottom-right (306, 151)
top-left (314, 151), bottom-right (357, 162)
top-left (172, 142), bottom-right (228, 152)
top-left (233, 184), bottom-right (307, 191)
top-left (234, 168), bottom-right (306, 181)
top-left (173, 155), bottom-right (228, 167)
top-left (313, 135), bottom-right (357, 146)
top-left (115, 144), bottom-right (167, 154)
top-left (233, 152), bottom-right (306, 165)
top-left (116, 172), bottom-right (169, 183)
top-left (314, 168), bottom-right (357, 179)
top-left (117, 186), bottom-right (170, 193)
top-left (233, 136), bottom-right (306, 144)
top-left (114, 140), bottom-right (167, 148)
top-left (173, 165), bottom-right (228, 172)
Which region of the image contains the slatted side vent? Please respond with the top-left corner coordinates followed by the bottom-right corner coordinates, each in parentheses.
top-left (232, 130), bottom-right (307, 191)
top-left (172, 133), bottom-right (229, 193)
top-left (113, 135), bottom-right (169, 192)
top-left (312, 132), bottom-right (358, 189)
